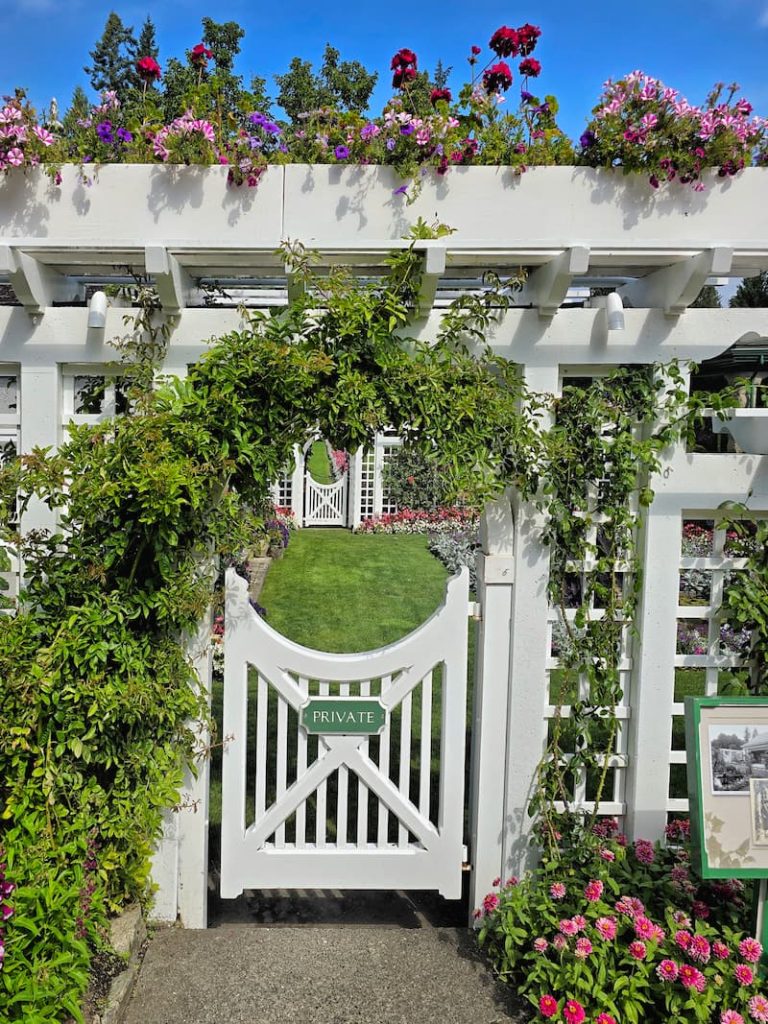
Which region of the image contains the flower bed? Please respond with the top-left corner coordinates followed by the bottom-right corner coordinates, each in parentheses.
top-left (357, 506), bottom-right (479, 535)
top-left (478, 818), bottom-right (763, 1024)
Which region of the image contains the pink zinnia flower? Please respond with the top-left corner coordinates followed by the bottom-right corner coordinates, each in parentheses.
top-left (689, 934), bottom-right (711, 963)
top-left (720, 1011), bottom-right (745, 1024)
top-left (615, 896), bottom-right (644, 917)
top-left (596, 917), bottom-right (617, 941)
top-left (539, 994), bottom-right (558, 1019)
top-left (575, 937), bottom-right (593, 958)
top-left (552, 933), bottom-right (567, 951)
top-left (634, 839), bottom-right (655, 864)
top-left (596, 1015), bottom-right (617, 1024)
top-left (550, 883), bottom-right (566, 900)
top-left (735, 964), bottom-right (755, 986)
top-left (599, 848), bottom-right (616, 861)
top-left (740, 938), bottom-right (762, 963)
top-left (563, 998), bottom-right (586, 1024)
top-left (749, 994), bottom-right (768, 1022)
top-left (584, 879), bottom-right (604, 902)
top-left (492, 877), bottom-right (501, 887)
top-left (679, 964), bottom-right (706, 992)
top-left (633, 916), bottom-right (656, 940)
top-left (482, 892), bottom-right (499, 914)
top-left (675, 930), bottom-right (693, 951)
top-left (533, 937), bottom-right (548, 952)
top-left (559, 918), bottom-right (578, 936)
top-left (656, 959), bottom-right (679, 982)
top-left (572, 915), bottom-right (587, 932)
top-left (714, 941), bottom-right (731, 960)
top-left (629, 940), bottom-right (647, 960)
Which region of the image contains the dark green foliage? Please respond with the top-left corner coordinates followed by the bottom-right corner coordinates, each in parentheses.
top-left (275, 44), bottom-right (377, 122)
top-left (382, 444), bottom-right (451, 511)
top-left (128, 16), bottom-right (159, 92)
top-left (730, 272), bottom-right (768, 307)
top-left (691, 284), bottom-right (722, 308)
top-left (83, 12), bottom-right (137, 97)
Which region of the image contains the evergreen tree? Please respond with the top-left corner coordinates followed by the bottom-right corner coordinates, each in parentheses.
top-left (691, 285), bottom-right (722, 308)
top-left (84, 12), bottom-right (137, 97)
top-left (730, 272), bottom-right (768, 307)
top-left (275, 44), bottom-right (377, 122)
top-left (128, 16), bottom-right (159, 91)
top-left (61, 86), bottom-right (91, 143)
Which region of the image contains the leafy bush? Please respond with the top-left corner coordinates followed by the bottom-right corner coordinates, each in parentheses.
top-left (382, 445), bottom-right (452, 512)
top-left (427, 529), bottom-right (480, 589)
top-left (477, 818), bottom-right (762, 1024)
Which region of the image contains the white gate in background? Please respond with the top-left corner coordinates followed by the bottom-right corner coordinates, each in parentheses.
top-left (303, 473), bottom-right (348, 526)
top-left (220, 566), bottom-right (470, 898)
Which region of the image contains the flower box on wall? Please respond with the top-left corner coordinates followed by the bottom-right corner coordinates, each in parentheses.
top-left (712, 409), bottom-right (768, 455)
top-left (1, 165), bottom-right (766, 254)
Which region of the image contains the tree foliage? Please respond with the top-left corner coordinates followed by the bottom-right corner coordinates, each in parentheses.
top-left (83, 11), bottom-right (137, 97)
top-left (274, 44), bottom-right (377, 122)
top-left (730, 272), bottom-right (768, 307)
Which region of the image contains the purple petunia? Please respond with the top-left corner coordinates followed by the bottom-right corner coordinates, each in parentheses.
top-left (580, 129), bottom-right (596, 149)
top-left (95, 121), bottom-right (114, 144)
top-left (386, 138), bottom-right (396, 151)
top-left (334, 144), bottom-right (350, 160)
top-left (116, 127), bottom-right (133, 143)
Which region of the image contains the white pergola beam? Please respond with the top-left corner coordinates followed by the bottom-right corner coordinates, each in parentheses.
top-left (416, 244), bottom-right (446, 317)
top-left (0, 245), bottom-right (78, 314)
top-left (524, 246), bottom-right (590, 317)
top-left (620, 247), bottom-right (733, 316)
top-left (145, 245), bottom-right (194, 314)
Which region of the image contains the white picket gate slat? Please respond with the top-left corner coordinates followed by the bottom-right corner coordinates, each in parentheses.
top-left (304, 473), bottom-right (348, 526)
top-left (220, 566), bottom-right (469, 898)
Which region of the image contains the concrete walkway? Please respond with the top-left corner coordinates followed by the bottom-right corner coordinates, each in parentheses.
top-left (124, 891), bottom-right (528, 1024)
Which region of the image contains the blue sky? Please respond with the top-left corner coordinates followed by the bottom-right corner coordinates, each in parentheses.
top-left (4, 0), bottom-right (768, 140)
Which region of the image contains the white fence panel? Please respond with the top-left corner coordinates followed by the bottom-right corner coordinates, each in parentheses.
top-left (220, 566), bottom-right (470, 898)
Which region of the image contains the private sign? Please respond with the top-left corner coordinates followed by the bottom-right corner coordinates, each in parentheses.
top-left (300, 698), bottom-right (387, 735)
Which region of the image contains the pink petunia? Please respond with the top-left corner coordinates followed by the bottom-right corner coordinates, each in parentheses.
top-left (6, 147), bottom-right (24, 166)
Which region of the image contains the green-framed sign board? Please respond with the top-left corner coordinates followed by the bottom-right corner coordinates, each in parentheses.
top-left (685, 696), bottom-right (768, 880)
top-left (300, 698), bottom-right (386, 736)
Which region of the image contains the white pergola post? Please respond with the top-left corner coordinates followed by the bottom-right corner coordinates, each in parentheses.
top-left (19, 363), bottom-right (59, 535)
top-left (501, 366), bottom-right (559, 877)
top-left (468, 496), bottom-right (516, 916)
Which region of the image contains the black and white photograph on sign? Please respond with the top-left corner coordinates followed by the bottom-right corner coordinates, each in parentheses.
top-left (710, 725), bottom-right (768, 794)
top-left (751, 779), bottom-right (768, 846)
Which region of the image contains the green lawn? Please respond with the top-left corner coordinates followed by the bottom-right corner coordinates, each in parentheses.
top-left (258, 528), bottom-right (450, 652)
top-left (305, 440), bottom-right (334, 485)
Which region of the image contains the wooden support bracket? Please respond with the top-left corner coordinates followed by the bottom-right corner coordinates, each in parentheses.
top-left (619, 247), bottom-right (733, 316)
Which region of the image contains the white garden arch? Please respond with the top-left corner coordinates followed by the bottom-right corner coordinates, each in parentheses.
top-left (2, 164), bottom-right (768, 926)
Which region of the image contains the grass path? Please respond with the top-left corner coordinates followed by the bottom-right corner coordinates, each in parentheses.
top-left (257, 528), bottom-right (450, 652)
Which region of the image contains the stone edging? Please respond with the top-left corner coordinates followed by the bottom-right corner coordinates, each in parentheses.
top-left (91, 906), bottom-right (147, 1024)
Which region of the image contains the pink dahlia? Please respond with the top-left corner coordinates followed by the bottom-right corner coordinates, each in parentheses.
top-left (584, 879), bottom-right (604, 902)
top-left (539, 994), bottom-right (558, 1019)
top-left (740, 938), bottom-right (763, 963)
top-left (563, 998), bottom-right (586, 1024)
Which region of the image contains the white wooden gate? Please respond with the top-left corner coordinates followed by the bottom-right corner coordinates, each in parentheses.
top-left (220, 566), bottom-right (470, 898)
top-left (303, 472), bottom-right (348, 526)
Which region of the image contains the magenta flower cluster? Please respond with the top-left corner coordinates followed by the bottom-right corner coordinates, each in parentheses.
top-left (0, 853), bottom-right (14, 972)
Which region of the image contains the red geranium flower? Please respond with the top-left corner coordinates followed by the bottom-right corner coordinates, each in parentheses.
top-left (430, 87), bottom-right (452, 106)
top-left (519, 57), bottom-right (542, 77)
top-left (190, 43), bottom-right (213, 67)
top-left (482, 62), bottom-right (513, 95)
top-left (136, 55), bottom-right (161, 81)
top-left (516, 23), bottom-right (542, 56)
top-left (391, 48), bottom-right (418, 89)
top-left (489, 26), bottom-right (519, 57)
